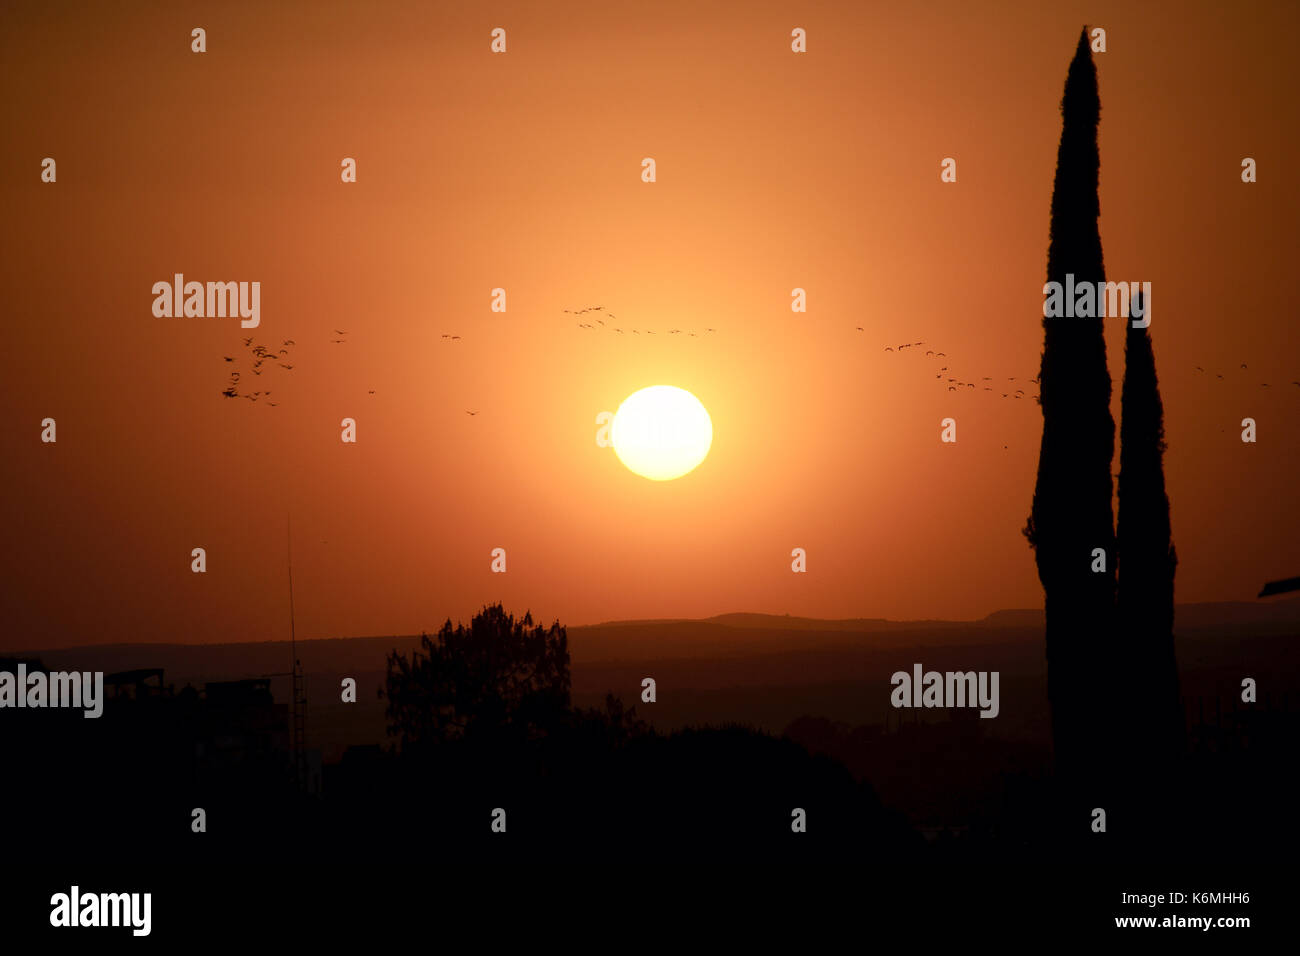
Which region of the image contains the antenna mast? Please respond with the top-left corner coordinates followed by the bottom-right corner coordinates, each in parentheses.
top-left (287, 515), bottom-right (306, 790)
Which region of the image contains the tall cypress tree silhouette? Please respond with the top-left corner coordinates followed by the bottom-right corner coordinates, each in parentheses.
top-left (1117, 290), bottom-right (1182, 764)
top-left (1025, 29), bottom-right (1118, 787)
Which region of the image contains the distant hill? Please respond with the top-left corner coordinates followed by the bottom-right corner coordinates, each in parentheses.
top-left (12, 597), bottom-right (1299, 668)
top-left (9, 597), bottom-right (1297, 758)
top-left (569, 598), bottom-right (1300, 662)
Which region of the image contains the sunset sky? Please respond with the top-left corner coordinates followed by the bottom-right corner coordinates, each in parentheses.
top-left (3, 0), bottom-right (1297, 648)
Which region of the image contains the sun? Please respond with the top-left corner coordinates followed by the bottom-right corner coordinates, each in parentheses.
top-left (611, 385), bottom-right (713, 481)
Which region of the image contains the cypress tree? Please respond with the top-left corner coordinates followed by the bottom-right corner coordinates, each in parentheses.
top-left (1117, 291), bottom-right (1182, 765)
top-left (1025, 29), bottom-right (1118, 786)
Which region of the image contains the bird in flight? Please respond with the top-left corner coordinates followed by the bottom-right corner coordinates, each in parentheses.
top-left (330, 339), bottom-right (347, 344)
top-left (465, 410), bottom-right (478, 416)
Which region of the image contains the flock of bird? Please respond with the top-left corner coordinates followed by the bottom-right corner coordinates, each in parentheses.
top-left (1192, 364), bottom-right (1300, 390)
top-left (867, 328), bottom-right (1297, 404)
top-left (221, 335), bottom-right (297, 405)
top-left (862, 330), bottom-right (1042, 402)
top-left (219, 330), bottom-right (382, 406)
top-left (218, 312), bottom-right (1294, 418)
top-left (570, 305), bottom-right (715, 337)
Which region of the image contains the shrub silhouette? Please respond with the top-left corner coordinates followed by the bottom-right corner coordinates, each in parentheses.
top-left (377, 607), bottom-right (915, 858)
top-left (385, 603), bottom-right (571, 750)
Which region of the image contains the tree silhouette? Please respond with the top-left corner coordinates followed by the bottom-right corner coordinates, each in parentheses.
top-left (1025, 28), bottom-right (1118, 783)
top-left (1117, 289), bottom-right (1182, 762)
top-left (375, 608), bottom-right (911, 858)
top-left (385, 603), bottom-right (571, 749)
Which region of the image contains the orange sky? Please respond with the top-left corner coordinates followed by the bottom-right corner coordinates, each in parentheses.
top-left (2, 0), bottom-right (1297, 648)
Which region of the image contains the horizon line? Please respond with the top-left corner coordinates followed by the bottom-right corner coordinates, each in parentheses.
top-left (9, 595), bottom-right (1299, 655)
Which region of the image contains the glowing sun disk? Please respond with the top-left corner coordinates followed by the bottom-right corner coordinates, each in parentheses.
top-left (611, 385), bottom-right (712, 481)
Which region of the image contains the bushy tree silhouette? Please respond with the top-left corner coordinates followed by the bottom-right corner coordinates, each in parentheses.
top-left (376, 606), bottom-right (911, 858)
top-left (1026, 28), bottom-right (1118, 783)
top-left (385, 603), bottom-right (570, 749)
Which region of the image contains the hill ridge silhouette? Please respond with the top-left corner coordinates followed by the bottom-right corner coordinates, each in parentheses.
top-left (10, 597), bottom-right (1297, 662)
